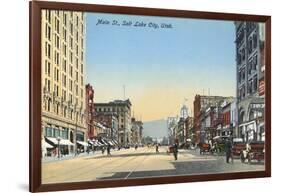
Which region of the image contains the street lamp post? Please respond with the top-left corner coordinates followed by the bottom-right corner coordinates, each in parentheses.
top-left (57, 136), bottom-right (61, 158)
top-left (74, 111), bottom-right (78, 156)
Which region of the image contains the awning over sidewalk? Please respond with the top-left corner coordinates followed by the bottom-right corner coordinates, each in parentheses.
top-left (108, 140), bottom-right (115, 146)
top-left (90, 140), bottom-right (103, 146)
top-left (112, 139), bottom-right (119, 145)
top-left (42, 139), bottom-right (53, 149)
top-left (96, 141), bottom-right (103, 146)
top-left (101, 139), bottom-right (109, 145)
top-left (46, 137), bottom-right (74, 146)
top-left (88, 140), bottom-right (93, 145)
top-left (77, 141), bottom-right (89, 147)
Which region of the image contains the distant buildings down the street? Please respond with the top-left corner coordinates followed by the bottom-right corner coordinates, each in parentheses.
top-left (193, 95), bottom-right (235, 144)
top-left (167, 22), bottom-right (265, 146)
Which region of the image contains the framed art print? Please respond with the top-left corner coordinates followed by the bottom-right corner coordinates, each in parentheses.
top-left (30, 1), bottom-right (271, 192)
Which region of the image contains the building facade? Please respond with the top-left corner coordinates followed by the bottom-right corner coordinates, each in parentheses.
top-left (235, 22), bottom-right (265, 142)
top-left (185, 116), bottom-right (194, 143)
top-left (41, 10), bottom-right (87, 157)
top-left (94, 99), bottom-right (132, 146)
top-left (93, 113), bottom-right (118, 141)
top-left (175, 118), bottom-right (185, 146)
top-left (85, 84), bottom-right (95, 139)
top-left (131, 118), bottom-right (144, 145)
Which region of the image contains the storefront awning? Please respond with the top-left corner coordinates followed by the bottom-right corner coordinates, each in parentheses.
top-left (101, 139), bottom-right (109, 145)
top-left (108, 140), bottom-right (115, 146)
top-left (46, 137), bottom-right (74, 146)
top-left (88, 140), bottom-right (93, 145)
top-left (42, 139), bottom-right (53, 148)
top-left (77, 141), bottom-right (89, 146)
top-left (90, 140), bottom-right (103, 146)
top-left (113, 139), bottom-right (119, 145)
top-left (96, 141), bottom-right (104, 146)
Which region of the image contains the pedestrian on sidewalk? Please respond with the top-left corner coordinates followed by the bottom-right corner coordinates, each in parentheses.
top-left (101, 146), bottom-right (105, 154)
top-left (107, 144), bottom-right (111, 156)
top-left (173, 143), bottom-right (178, 160)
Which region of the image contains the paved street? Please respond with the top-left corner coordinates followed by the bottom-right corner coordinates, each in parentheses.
top-left (42, 146), bottom-right (265, 184)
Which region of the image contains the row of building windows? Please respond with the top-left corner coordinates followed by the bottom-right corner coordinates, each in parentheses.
top-left (44, 56), bottom-right (84, 81)
top-left (45, 10), bottom-right (84, 34)
top-left (248, 33), bottom-right (258, 55)
top-left (44, 78), bottom-right (84, 98)
top-left (246, 22), bottom-right (257, 35)
top-left (238, 75), bottom-right (258, 100)
top-left (45, 126), bottom-right (69, 140)
top-left (238, 54), bottom-right (258, 84)
top-left (236, 26), bottom-right (245, 47)
top-left (44, 70), bottom-right (83, 94)
top-left (44, 99), bottom-right (84, 122)
top-left (94, 107), bottom-right (127, 113)
top-left (237, 47), bottom-right (246, 65)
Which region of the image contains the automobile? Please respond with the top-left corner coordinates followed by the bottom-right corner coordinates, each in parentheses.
top-left (168, 145), bottom-right (174, 153)
top-left (199, 143), bottom-right (212, 155)
top-left (241, 141), bottom-right (265, 163)
top-left (231, 138), bottom-right (246, 158)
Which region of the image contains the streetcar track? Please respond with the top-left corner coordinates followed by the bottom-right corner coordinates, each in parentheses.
top-left (43, 149), bottom-right (133, 181)
top-left (43, 148), bottom-right (150, 182)
top-left (124, 148), bottom-right (151, 179)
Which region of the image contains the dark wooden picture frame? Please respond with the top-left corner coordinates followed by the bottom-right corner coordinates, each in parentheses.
top-left (30, 1), bottom-right (271, 192)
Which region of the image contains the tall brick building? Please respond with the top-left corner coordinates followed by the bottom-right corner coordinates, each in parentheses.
top-left (86, 84), bottom-right (95, 139)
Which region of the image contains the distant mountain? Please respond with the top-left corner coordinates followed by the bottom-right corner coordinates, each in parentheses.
top-left (142, 119), bottom-right (168, 138)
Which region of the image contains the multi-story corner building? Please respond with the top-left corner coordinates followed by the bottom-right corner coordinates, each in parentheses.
top-left (41, 10), bottom-right (87, 157)
top-left (93, 113), bottom-right (118, 141)
top-left (193, 95), bottom-right (234, 144)
top-left (94, 99), bottom-right (132, 145)
top-left (131, 118), bottom-right (143, 145)
top-left (86, 84), bottom-right (95, 139)
top-left (235, 22), bottom-right (265, 142)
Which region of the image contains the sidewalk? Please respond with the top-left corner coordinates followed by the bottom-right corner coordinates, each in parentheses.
top-left (42, 149), bottom-right (119, 163)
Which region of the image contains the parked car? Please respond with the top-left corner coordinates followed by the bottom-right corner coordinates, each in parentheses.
top-left (168, 145), bottom-right (174, 153)
top-left (199, 143), bottom-right (213, 155)
top-left (232, 138), bottom-right (246, 158)
top-left (232, 142), bottom-right (246, 157)
top-left (241, 141), bottom-right (265, 163)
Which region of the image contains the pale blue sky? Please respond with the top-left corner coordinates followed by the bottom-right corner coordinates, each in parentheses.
top-left (85, 12), bottom-right (236, 121)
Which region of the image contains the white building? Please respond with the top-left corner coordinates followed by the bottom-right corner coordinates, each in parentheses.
top-left (41, 10), bottom-right (87, 157)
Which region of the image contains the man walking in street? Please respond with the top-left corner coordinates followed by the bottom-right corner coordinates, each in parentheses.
top-left (225, 138), bottom-right (233, 163)
top-left (156, 143), bottom-right (159, 153)
top-left (173, 142), bottom-right (178, 160)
